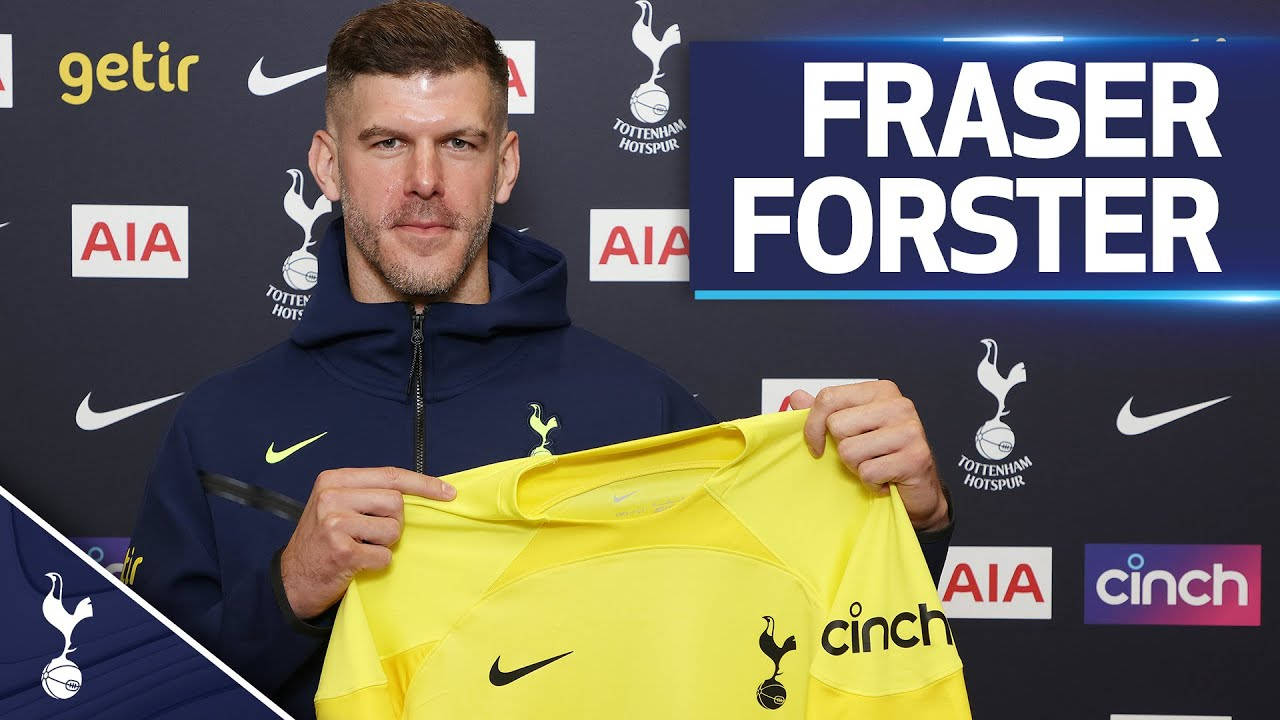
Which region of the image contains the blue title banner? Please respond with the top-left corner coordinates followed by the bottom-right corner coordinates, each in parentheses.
top-left (688, 38), bottom-right (1279, 300)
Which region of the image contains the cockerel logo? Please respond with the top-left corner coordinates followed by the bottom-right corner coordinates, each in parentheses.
top-left (40, 572), bottom-right (94, 699)
top-left (527, 403), bottom-right (560, 457)
top-left (628, 1), bottom-right (681, 124)
top-left (755, 615), bottom-right (796, 710)
top-left (280, 168), bottom-right (333, 292)
top-left (974, 338), bottom-right (1027, 461)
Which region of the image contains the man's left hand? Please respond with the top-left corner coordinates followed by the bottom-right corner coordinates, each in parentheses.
top-left (788, 381), bottom-right (950, 533)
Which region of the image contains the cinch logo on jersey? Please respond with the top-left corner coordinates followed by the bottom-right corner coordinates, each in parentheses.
top-left (613, 1), bottom-right (686, 154)
top-left (0, 34), bottom-right (13, 108)
top-left (760, 378), bottom-right (874, 414)
top-left (821, 601), bottom-right (954, 656)
top-left (59, 41), bottom-right (198, 105)
top-left (266, 168), bottom-right (333, 320)
top-left (247, 41), bottom-right (534, 114)
top-left (956, 338), bottom-right (1035, 492)
top-left (71, 205), bottom-right (188, 278)
top-left (939, 546), bottom-right (1052, 619)
top-left (589, 209), bottom-right (689, 281)
top-left (1085, 544), bottom-right (1261, 626)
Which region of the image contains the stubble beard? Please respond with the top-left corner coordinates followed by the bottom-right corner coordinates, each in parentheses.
top-left (341, 178), bottom-right (495, 300)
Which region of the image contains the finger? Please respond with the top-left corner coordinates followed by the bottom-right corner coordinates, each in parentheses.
top-left (836, 425), bottom-right (913, 475)
top-left (824, 398), bottom-right (919, 440)
top-left (855, 442), bottom-right (933, 493)
top-left (331, 514), bottom-right (402, 547)
top-left (316, 488), bottom-right (405, 521)
top-left (803, 381), bottom-right (900, 457)
top-left (787, 389), bottom-right (815, 411)
top-left (319, 467), bottom-right (457, 500)
top-left (350, 542), bottom-right (393, 573)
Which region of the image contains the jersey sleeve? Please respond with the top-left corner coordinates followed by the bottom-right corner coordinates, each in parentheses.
top-left (806, 484), bottom-right (969, 717)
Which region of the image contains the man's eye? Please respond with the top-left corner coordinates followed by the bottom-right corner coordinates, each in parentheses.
top-left (376, 138), bottom-right (402, 150)
top-left (447, 138), bottom-right (473, 150)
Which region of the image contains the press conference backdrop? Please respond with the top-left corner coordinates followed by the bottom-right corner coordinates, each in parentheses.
top-left (1, 1), bottom-right (1276, 718)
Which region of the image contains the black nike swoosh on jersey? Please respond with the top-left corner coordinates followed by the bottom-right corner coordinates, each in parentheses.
top-left (488, 651), bottom-right (573, 686)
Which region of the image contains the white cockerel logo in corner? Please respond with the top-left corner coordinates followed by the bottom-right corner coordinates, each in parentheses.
top-left (40, 572), bottom-right (94, 699)
top-left (528, 403), bottom-right (560, 457)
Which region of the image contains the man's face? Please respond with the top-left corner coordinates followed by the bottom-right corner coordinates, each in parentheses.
top-left (322, 67), bottom-right (516, 299)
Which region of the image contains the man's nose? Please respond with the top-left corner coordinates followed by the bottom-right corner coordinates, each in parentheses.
top-left (406, 145), bottom-right (442, 199)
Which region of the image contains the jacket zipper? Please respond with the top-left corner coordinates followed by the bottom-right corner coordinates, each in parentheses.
top-left (407, 307), bottom-right (428, 474)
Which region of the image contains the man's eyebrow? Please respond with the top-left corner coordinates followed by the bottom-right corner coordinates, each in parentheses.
top-left (355, 125), bottom-right (492, 143)
top-left (357, 125), bottom-right (403, 142)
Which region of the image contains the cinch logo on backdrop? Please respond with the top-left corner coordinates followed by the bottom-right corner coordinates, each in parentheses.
top-left (71, 205), bottom-right (188, 279)
top-left (0, 34), bottom-right (12, 108)
top-left (760, 378), bottom-right (873, 413)
top-left (1085, 544), bottom-right (1260, 626)
top-left (939, 546), bottom-right (1051, 619)
top-left (59, 42), bottom-right (198, 105)
top-left (688, 38), bottom-right (1280, 300)
top-left (589, 209), bottom-right (689, 281)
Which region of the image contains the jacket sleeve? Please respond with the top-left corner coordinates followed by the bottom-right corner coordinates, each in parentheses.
top-left (658, 378), bottom-right (954, 586)
top-left (126, 408), bottom-right (329, 694)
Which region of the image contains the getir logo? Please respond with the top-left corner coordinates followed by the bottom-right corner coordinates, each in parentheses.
top-left (1085, 544), bottom-right (1260, 626)
top-left (939, 546), bottom-right (1052, 619)
top-left (59, 41), bottom-right (198, 105)
top-left (0, 34), bottom-right (12, 108)
top-left (496, 41), bottom-right (534, 114)
top-left (72, 205), bottom-right (188, 278)
top-left (589, 209), bottom-right (689, 281)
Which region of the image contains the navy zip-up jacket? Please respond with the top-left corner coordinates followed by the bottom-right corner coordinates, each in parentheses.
top-left (127, 219), bottom-right (952, 719)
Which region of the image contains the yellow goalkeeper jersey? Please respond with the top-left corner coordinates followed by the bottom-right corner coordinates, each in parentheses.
top-left (315, 409), bottom-right (970, 719)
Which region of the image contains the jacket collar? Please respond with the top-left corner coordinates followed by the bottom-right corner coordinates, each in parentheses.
top-left (291, 218), bottom-right (571, 401)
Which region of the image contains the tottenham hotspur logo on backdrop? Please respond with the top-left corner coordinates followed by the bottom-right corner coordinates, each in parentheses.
top-left (957, 338), bottom-right (1035, 492)
top-left (40, 572), bottom-right (94, 700)
top-left (613, 1), bottom-right (687, 154)
top-left (265, 169), bottom-right (333, 320)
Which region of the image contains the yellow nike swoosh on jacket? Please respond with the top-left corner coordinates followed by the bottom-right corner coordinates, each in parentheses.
top-left (315, 410), bottom-right (970, 719)
top-left (264, 432), bottom-right (328, 464)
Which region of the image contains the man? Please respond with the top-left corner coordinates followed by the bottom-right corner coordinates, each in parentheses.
top-left (127, 2), bottom-right (953, 718)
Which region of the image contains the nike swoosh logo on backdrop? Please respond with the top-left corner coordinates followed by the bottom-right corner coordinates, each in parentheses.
top-left (1116, 395), bottom-right (1230, 436)
top-left (489, 651), bottom-right (573, 686)
top-left (247, 58), bottom-right (326, 96)
top-left (265, 432), bottom-right (328, 464)
top-left (76, 392), bottom-right (184, 431)
top-left (0, 222), bottom-right (10, 229)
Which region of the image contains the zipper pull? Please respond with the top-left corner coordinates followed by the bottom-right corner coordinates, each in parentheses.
top-left (406, 308), bottom-right (427, 398)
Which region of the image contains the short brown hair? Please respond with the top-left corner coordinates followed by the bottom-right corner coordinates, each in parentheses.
top-left (325, 1), bottom-right (508, 124)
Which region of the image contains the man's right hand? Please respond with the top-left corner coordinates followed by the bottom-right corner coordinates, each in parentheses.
top-left (279, 467), bottom-right (457, 620)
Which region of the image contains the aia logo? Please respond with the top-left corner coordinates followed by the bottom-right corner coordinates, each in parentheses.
top-left (760, 378), bottom-right (873, 415)
top-left (497, 41), bottom-right (535, 114)
top-left (939, 546), bottom-right (1052, 619)
top-left (589, 209), bottom-right (689, 281)
top-left (1085, 544), bottom-right (1261, 626)
top-left (0, 34), bottom-right (12, 108)
top-left (71, 205), bottom-right (188, 279)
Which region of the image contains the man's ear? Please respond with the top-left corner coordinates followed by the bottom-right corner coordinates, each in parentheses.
top-left (308, 129), bottom-right (342, 203)
top-left (494, 129), bottom-right (520, 205)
